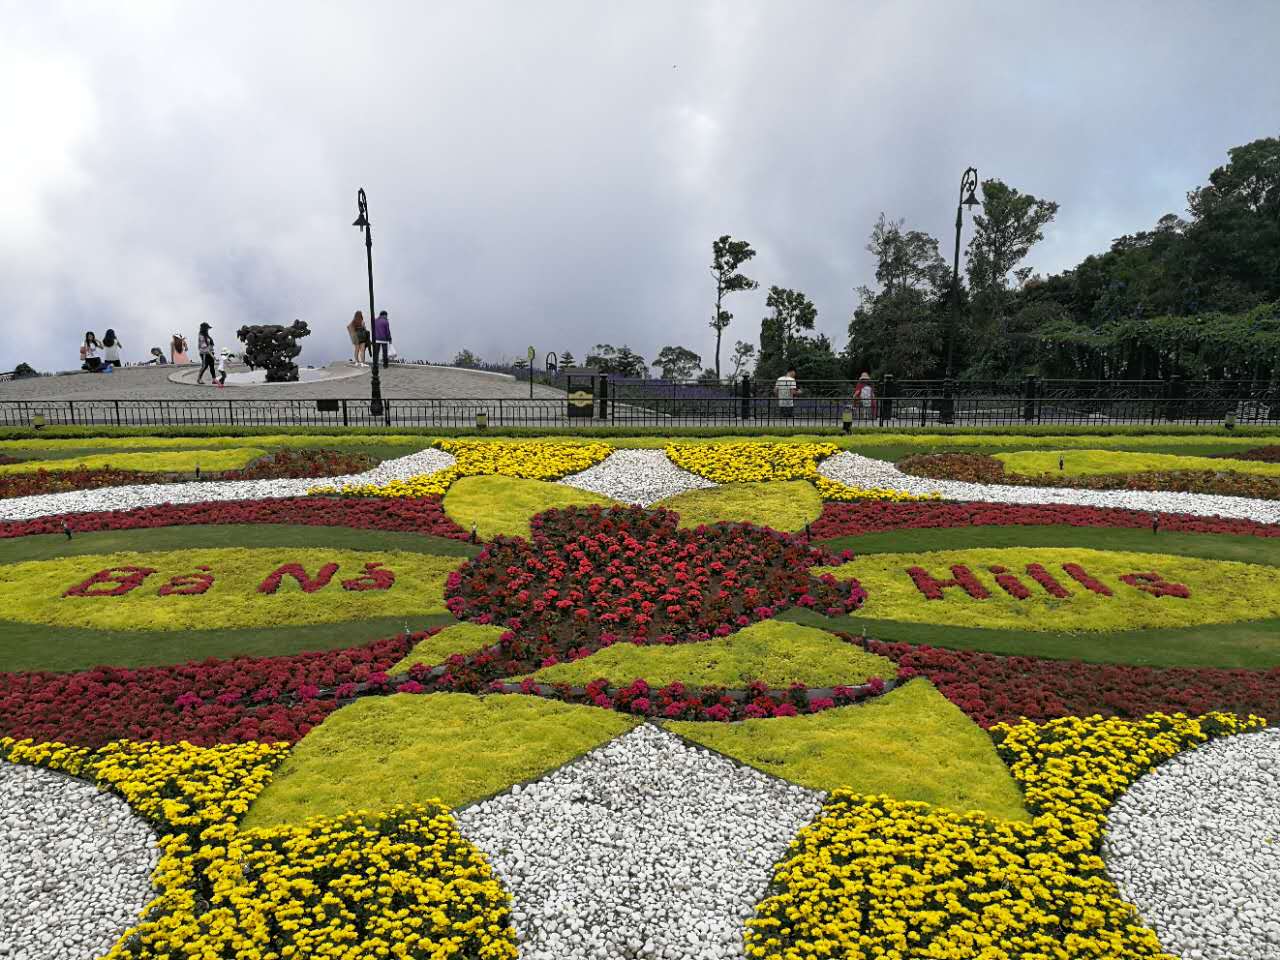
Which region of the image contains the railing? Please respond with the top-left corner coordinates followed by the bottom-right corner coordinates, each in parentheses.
top-left (1, 382), bottom-right (1277, 429)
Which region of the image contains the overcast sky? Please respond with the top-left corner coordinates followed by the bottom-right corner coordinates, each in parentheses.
top-left (2, 1), bottom-right (1277, 374)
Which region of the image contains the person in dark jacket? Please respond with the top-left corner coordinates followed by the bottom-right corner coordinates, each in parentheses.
top-left (371, 310), bottom-right (392, 369)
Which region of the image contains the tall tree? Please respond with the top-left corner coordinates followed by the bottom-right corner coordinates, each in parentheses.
top-left (559, 350), bottom-right (576, 368)
top-left (653, 345), bottom-right (702, 380)
top-left (729, 340), bottom-right (756, 378)
top-left (846, 215), bottom-right (950, 379)
top-left (710, 235), bottom-right (758, 379)
top-left (756, 287), bottom-right (817, 383)
top-left (964, 179), bottom-right (1059, 370)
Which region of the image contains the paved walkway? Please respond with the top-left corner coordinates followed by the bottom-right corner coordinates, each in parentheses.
top-left (0, 363), bottom-right (564, 401)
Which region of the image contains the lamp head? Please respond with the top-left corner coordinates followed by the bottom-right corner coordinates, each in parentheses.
top-left (962, 186), bottom-right (981, 209)
top-left (352, 211), bottom-right (369, 229)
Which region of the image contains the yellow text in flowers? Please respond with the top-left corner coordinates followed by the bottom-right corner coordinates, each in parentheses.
top-left (0, 547), bottom-right (461, 630)
top-left (813, 546), bottom-right (1280, 632)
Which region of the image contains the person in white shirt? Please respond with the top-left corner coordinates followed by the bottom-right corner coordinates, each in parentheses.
top-left (774, 367), bottom-right (799, 419)
top-left (853, 371), bottom-right (877, 420)
top-left (80, 332), bottom-right (101, 372)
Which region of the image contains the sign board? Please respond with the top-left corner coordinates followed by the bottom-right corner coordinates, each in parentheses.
top-left (564, 368), bottom-right (597, 419)
top-left (527, 346), bottom-right (536, 362)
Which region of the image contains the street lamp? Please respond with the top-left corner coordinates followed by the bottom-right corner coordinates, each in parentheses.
top-left (942, 166), bottom-right (981, 423)
top-left (352, 188), bottom-right (383, 418)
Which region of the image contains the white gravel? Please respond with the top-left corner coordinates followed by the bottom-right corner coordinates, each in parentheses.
top-left (1105, 728), bottom-right (1280, 960)
top-left (0, 763), bottom-right (159, 960)
top-left (455, 723), bottom-right (823, 960)
top-left (819, 451), bottom-right (1280, 524)
top-left (558, 449), bottom-right (718, 506)
top-left (0, 447), bottom-right (457, 522)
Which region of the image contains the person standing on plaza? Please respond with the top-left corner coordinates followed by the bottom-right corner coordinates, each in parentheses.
top-left (171, 334), bottom-right (190, 364)
top-left (371, 310), bottom-right (392, 369)
top-left (774, 366), bottom-right (799, 419)
top-left (853, 372), bottom-right (877, 420)
top-left (80, 332), bottom-right (101, 371)
top-left (101, 329), bottom-right (123, 369)
top-left (347, 310), bottom-right (369, 365)
top-left (196, 323), bottom-right (216, 384)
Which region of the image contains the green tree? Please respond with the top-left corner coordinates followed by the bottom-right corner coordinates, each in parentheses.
top-left (653, 345), bottom-right (702, 380)
top-left (847, 214), bottom-right (950, 379)
top-left (756, 287), bottom-right (818, 383)
top-left (11, 362), bottom-right (38, 379)
top-left (729, 340), bottom-right (756, 378)
top-left (586, 343), bottom-right (647, 377)
top-left (710, 235), bottom-right (758, 379)
top-left (559, 350), bottom-right (576, 368)
top-left (963, 179), bottom-right (1059, 376)
top-left (452, 349), bottom-right (482, 368)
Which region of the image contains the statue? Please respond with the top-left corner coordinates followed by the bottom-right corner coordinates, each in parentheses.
top-left (236, 319), bottom-right (311, 382)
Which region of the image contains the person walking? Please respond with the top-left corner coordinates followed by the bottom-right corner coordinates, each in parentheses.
top-left (774, 366), bottom-right (799, 419)
top-left (371, 310), bottom-right (392, 369)
top-left (214, 349), bottom-right (230, 387)
top-left (80, 332), bottom-right (102, 371)
top-left (101, 329), bottom-right (123, 369)
top-left (853, 372), bottom-right (877, 421)
top-left (196, 323), bottom-right (216, 384)
top-left (171, 334), bottom-right (190, 365)
top-left (347, 310), bottom-right (369, 365)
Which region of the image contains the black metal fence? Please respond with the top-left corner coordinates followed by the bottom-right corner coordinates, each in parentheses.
top-left (0, 376), bottom-right (1276, 429)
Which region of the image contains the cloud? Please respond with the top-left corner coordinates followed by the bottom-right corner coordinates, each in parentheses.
top-left (1, 0), bottom-right (1277, 374)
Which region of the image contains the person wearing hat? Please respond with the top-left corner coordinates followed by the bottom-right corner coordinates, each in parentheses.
top-left (853, 372), bottom-right (877, 420)
top-left (196, 323), bottom-right (216, 384)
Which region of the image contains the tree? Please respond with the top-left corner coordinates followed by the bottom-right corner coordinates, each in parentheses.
top-left (729, 340), bottom-right (755, 378)
top-left (846, 215), bottom-right (950, 379)
top-left (764, 286), bottom-right (817, 359)
top-left (11, 362), bottom-right (38, 378)
top-left (585, 343), bottom-right (647, 378)
top-left (964, 179), bottom-right (1060, 367)
top-left (710, 235), bottom-right (758, 378)
top-left (452, 349), bottom-right (481, 368)
top-left (653, 345), bottom-right (702, 380)
top-left (559, 350), bottom-right (576, 368)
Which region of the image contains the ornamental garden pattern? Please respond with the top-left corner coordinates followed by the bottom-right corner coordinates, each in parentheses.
top-left (0, 433), bottom-right (1277, 960)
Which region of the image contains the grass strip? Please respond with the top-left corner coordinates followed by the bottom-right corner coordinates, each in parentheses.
top-left (0, 613), bottom-right (457, 673)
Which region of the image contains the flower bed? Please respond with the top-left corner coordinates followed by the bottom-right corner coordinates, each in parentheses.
top-left (746, 711), bottom-right (1265, 960)
top-left (0, 448), bottom-right (378, 498)
top-left (0, 737), bottom-right (516, 960)
top-left (323, 439), bottom-right (613, 497)
top-left (440, 505), bottom-right (865, 684)
top-left (814, 546), bottom-right (1280, 632)
top-left (858, 634), bottom-right (1280, 726)
top-left (0, 494), bottom-right (469, 540)
top-left (0, 634), bottom-right (419, 746)
top-left (901, 451), bottom-right (1280, 499)
top-left (0, 546), bottom-right (457, 630)
top-left (811, 498), bottom-right (1280, 540)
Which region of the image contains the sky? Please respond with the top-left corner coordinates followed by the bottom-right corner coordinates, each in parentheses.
top-left (2, 0), bottom-right (1277, 375)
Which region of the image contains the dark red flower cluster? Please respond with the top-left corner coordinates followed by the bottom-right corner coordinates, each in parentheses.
top-left (0, 449), bottom-right (376, 499)
top-left (811, 500), bottom-right (1280, 541)
top-left (854, 635), bottom-right (1280, 727)
top-left (483, 675), bottom-right (889, 721)
top-left (0, 635), bottom-right (417, 747)
top-left (441, 505), bottom-right (865, 682)
top-left (0, 495), bottom-right (469, 541)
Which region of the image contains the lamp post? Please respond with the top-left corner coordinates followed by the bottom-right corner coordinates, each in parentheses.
top-left (352, 188), bottom-right (383, 418)
top-left (942, 166), bottom-right (981, 423)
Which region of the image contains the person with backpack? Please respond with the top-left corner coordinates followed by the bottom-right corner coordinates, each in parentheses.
top-left (196, 323), bottom-right (216, 384)
top-left (171, 334), bottom-right (190, 364)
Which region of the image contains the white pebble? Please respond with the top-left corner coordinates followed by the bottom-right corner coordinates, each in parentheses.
top-left (558, 449), bottom-right (717, 507)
